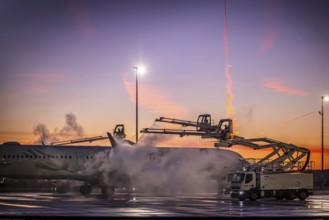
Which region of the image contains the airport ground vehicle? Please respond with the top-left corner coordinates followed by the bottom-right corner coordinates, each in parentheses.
top-left (142, 114), bottom-right (313, 199)
top-left (230, 170), bottom-right (313, 201)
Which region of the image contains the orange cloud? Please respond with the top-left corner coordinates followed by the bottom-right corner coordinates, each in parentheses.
top-left (223, 1), bottom-right (235, 118)
top-left (68, 1), bottom-right (94, 38)
top-left (0, 86), bottom-right (56, 101)
top-left (225, 64), bottom-right (235, 117)
top-left (259, 1), bottom-right (283, 55)
top-left (25, 86), bottom-right (55, 94)
top-left (259, 30), bottom-right (277, 55)
top-left (122, 75), bottom-right (188, 117)
top-left (25, 73), bottom-right (69, 82)
top-left (0, 72), bottom-right (69, 100)
top-left (264, 79), bottom-right (308, 96)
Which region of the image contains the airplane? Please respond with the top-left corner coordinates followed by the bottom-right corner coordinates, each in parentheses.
top-left (0, 125), bottom-right (247, 198)
top-left (0, 128), bottom-right (124, 198)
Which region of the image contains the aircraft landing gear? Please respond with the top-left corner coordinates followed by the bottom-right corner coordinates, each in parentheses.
top-left (80, 183), bottom-right (92, 196)
top-left (101, 186), bottom-right (115, 199)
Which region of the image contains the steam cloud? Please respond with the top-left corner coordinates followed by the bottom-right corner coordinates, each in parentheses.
top-left (33, 113), bottom-right (84, 144)
top-left (223, 0), bottom-right (235, 118)
top-left (84, 140), bottom-right (246, 196)
top-left (139, 133), bottom-right (174, 147)
top-left (60, 113), bottom-right (84, 136)
top-left (33, 123), bottom-right (52, 144)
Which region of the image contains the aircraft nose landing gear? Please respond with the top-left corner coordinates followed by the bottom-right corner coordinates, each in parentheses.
top-left (80, 183), bottom-right (92, 196)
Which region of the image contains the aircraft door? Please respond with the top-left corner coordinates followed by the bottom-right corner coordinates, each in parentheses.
top-left (76, 152), bottom-right (85, 169)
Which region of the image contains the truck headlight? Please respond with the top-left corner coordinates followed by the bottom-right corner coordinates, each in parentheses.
top-left (239, 191), bottom-right (244, 195)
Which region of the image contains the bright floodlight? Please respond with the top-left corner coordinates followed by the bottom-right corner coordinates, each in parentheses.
top-left (324, 96), bottom-right (329, 102)
top-left (136, 66), bottom-right (146, 75)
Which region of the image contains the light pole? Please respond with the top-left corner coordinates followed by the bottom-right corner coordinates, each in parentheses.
top-left (133, 66), bottom-right (146, 144)
top-left (319, 95), bottom-right (328, 189)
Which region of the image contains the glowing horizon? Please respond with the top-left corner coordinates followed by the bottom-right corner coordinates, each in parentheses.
top-left (0, 0), bottom-right (329, 170)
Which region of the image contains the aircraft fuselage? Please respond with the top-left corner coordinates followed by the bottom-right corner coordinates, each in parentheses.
top-left (0, 143), bottom-right (109, 181)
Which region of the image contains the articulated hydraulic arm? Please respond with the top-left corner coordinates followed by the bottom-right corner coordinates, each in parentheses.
top-left (155, 114), bottom-right (217, 132)
top-left (51, 124), bottom-right (126, 146)
top-left (141, 114), bottom-right (311, 172)
top-left (51, 135), bottom-right (108, 146)
top-left (216, 137), bottom-right (311, 172)
top-left (142, 115), bottom-right (233, 140)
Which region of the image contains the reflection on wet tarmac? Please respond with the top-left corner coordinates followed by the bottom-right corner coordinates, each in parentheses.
top-left (0, 201), bottom-right (44, 209)
top-left (0, 192), bottom-right (328, 217)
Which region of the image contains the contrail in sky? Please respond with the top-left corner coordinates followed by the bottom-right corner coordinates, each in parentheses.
top-left (224, 0), bottom-right (235, 117)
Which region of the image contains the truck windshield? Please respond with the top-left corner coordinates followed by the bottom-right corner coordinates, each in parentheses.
top-left (232, 173), bottom-right (245, 183)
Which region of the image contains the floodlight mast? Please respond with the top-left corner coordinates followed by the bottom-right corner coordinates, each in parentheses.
top-left (133, 65), bottom-right (146, 144)
top-left (133, 67), bottom-right (139, 144)
top-left (320, 95), bottom-right (328, 189)
top-left (320, 96), bottom-right (328, 171)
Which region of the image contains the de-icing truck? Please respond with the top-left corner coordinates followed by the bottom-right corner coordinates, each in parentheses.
top-left (229, 170), bottom-right (313, 201)
top-left (139, 114), bottom-right (314, 201)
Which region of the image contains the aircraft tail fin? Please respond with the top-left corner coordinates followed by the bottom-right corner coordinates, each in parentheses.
top-left (107, 132), bottom-right (118, 148)
top-left (107, 131), bottom-right (136, 148)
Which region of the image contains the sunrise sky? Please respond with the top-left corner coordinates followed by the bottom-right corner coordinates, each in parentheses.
top-left (1, 0), bottom-right (329, 169)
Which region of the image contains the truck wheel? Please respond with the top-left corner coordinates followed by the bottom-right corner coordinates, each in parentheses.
top-left (298, 190), bottom-right (308, 201)
top-left (285, 190), bottom-right (295, 200)
top-left (249, 191), bottom-right (258, 201)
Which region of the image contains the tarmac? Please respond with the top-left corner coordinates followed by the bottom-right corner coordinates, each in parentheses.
top-left (0, 191), bottom-right (329, 219)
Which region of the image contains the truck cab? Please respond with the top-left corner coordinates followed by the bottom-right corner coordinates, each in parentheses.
top-left (230, 171), bottom-right (258, 201)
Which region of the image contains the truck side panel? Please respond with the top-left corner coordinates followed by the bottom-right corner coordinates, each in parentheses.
top-left (260, 173), bottom-right (313, 190)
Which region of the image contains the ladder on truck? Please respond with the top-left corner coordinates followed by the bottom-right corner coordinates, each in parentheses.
top-left (141, 114), bottom-right (310, 172)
